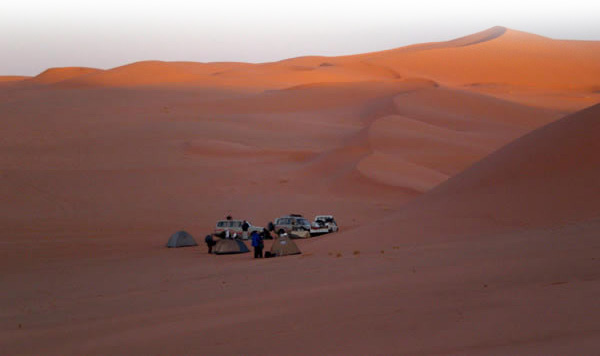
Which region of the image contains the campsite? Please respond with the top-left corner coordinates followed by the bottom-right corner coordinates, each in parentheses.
top-left (2, 19), bottom-right (600, 355)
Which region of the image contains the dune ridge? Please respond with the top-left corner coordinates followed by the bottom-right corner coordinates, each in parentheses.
top-left (0, 76), bottom-right (31, 82)
top-left (29, 66), bottom-right (103, 84)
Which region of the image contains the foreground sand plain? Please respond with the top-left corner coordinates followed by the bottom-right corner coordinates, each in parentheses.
top-left (1, 27), bottom-right (600, 354)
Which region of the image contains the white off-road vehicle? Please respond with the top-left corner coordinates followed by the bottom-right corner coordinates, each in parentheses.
top-left (310, 215), bottom-right (338, 235)
top-left (274, 214), bottom-right (311, 238)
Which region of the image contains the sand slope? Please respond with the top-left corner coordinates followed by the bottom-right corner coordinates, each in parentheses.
top-left (407, 102), bottom-right (600, 231)
top-left (312, 102), bottom-right (600, 253)
top-left (29, 67), bottom-right (103, 84)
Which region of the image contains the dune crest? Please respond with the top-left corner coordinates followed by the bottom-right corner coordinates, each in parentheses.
top-left (30, 67), bottom-right (102, 84)
top-left (0, 76), bottom-right (30, 82)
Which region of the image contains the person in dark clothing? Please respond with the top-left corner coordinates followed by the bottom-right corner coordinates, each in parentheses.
top-left (205, 234), bottom-right (216, 254)
top-left (241, 220), bottom-right (250, 240)
top-left (267, 221), bottom-right (275, 232)
top-left (261, 227), bottom-right (272, 240)
top-left (251, 231), bottom-right (263, 258)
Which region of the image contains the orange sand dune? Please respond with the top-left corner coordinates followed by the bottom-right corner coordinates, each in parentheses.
top-left (1, 27), bottom-right (600, 355)
top-left (30, 27), bottom-right (600, 112)
top-left (360, 27), bottom-right (600, 90)
top-left (43, 26), bottom-right (600, 112)
top-left (65, 61), bottom-right (255, 88)
top-left (0, 75), bottom-right (31, 82)
top-left (28, 67), bottom-right (103, 84)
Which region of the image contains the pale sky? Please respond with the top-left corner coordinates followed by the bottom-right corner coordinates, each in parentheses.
top-left (2, 0), bottom-right (599, 76)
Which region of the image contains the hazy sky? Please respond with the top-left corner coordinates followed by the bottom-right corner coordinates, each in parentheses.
top-left (2, 0), bottom-right (599, 76)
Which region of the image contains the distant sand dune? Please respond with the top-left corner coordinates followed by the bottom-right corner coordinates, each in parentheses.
top-left (0, 76), bottom-right (30, 82)
top-left (29, 67), bottom-right (103, 84)
top-left (361, 27), bottom-right (600, 90)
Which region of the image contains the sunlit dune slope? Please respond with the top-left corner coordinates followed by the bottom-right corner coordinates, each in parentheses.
top-left (64, 61), bottom-right (257, 87)
top-left (360, 27), bottom-right (600, 90)
top-left (29, 67), bottom-right (103, 84)
top-left (29, 26), bottom-right (600, 107)
top-left (66, 59), bottom-right (404, 89)
top-left (0, 76), bottom-right (31, 82)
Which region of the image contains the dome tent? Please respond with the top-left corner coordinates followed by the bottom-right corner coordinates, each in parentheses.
top-left (270, 234), bottom-right (301, 256)
top-left (166, 230), bottom-right (198, 248)
top-left (214, 239), bottom-right (250, 254)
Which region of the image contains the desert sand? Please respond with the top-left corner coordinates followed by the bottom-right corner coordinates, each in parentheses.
top-left (1, 27), bottom-right (599, 355)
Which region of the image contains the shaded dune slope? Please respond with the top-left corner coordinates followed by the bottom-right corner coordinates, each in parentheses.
top-left (311, 103), bottom-right (600, 254)
top-left (352, 86), bottom-right (561, 191)
top-left (410, 102), bottom-right (600, 229)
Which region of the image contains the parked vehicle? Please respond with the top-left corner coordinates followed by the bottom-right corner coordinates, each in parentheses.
top-left (214, 219), bottom-right (263, 239)
top-left (274, 214), bottom-right (311, 238)
top-left (310, 215), bottom-right (339, 235)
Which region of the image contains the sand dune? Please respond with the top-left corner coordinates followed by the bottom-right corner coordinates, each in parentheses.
top-left (29, 67), bottom-right (103, 84)
top-left (2, 27), bottom-right (600, 354)
top-left (361, 27), bottom-right (600, 89)
top-left (313, 102), bottom-right (600, 254)
top-left (0, 75), bottom-right (31, 82)
top-left (409, 102), bottom-right (600, 230)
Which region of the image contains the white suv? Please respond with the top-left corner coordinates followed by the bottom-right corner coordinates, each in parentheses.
top-left (214, 219), bottom-right (263, 239)
top-left (274, 214), bottom-right (311, 237)
top-left (310, 215), bottom-right (338, 234)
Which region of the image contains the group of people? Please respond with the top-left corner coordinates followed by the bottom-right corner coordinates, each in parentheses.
top-left (204, 215), bottom-right (276, 258)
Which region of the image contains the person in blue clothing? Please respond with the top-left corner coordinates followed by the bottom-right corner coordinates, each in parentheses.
top-left (251, 230), bottom-right (264, 258)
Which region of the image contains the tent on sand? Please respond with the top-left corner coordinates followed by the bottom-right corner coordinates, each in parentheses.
top-left (166, 230), bottom-right (198, 248)
top-left (214, 239), bottom-right (250, 255)
top-left (270, 234), bottom-right (301, 256)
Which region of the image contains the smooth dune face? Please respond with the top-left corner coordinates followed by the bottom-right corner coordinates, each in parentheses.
top-left (2, 27), bottom-right (600, 354)
top-left (0, 75), bottom-right (31, 82)
top-left (28, 67), bottom-right (103, 84)
top-left (411, 102), bottom-right (600, 229)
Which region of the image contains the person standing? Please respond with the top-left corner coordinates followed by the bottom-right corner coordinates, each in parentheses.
top-left (251, 231), bottom-right (263, 259)
top-left (261, 227), bottom-right (272, 240)
top-left (204, 234), bottom-right (216, 254)
top-left (241, 220), bottom-right (250, 240)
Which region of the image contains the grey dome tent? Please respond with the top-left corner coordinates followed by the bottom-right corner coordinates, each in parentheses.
top-left (270, 234), bottom-right (301, 256)
top-left (214, 239), bottom-right (250, 254)
top-left (166, 230), bottom-right (198, 248)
